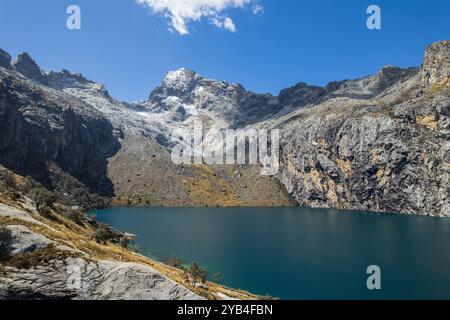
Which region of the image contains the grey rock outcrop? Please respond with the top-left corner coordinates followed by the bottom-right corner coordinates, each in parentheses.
top-left (325, 66), bottom-right (419, 99)
top-left (5, 225), bottom-right (52, 255)
top-left (0, 258), bottom-right (203, 300)
top-left (0, 206), bottom-right (203, 300)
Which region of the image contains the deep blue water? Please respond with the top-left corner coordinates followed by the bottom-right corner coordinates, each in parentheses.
top-left (93, 207), bottom-right (450, 300)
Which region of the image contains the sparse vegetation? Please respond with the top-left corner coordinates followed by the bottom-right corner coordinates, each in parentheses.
top-left (1, 170), bottom-right (16, 191)
top-left (0, 225), bottom-right (12, 262)
top-left (119, 236), bottom-right (130, 249)
top-left (166, 256), bottom-right (185, 270)
top-left (92, 223), bottom-right (116, 244)
top-left (33, 187), bottom-right (57, 218)
top-left (167, 259), bottom-right (209, 285)
top-left (8, 245), bottom-right (76, 269)
top-left (66, 210), bottom-right (85, 226)
top-left (188, 262), bottom-right (208, 285)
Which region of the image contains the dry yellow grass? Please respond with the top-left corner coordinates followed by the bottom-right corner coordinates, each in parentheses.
top-left (185, 164), bottom-right (239, 207)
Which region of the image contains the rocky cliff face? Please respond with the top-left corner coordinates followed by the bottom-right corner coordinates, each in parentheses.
top-left (421, 41), bottom-right (450, 85)
top-left (275, 41), bottom-right (450, 216)
top-left (0, 65), bottom-right (121, 204)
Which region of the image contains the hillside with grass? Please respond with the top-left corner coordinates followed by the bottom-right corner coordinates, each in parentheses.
top-left (0, 165), bottom-right (264, 300)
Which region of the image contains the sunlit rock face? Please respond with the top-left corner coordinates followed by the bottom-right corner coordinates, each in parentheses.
top-left (421, 40), bottom-right (450, 85)
top-left (276, 41), bottom-right (449, 216)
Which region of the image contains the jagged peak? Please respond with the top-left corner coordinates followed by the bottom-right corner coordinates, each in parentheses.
top-left (0, 48), bottom-right (13, 70)
top-left (11, 52), bottom-right (47, 84)
top-left (12, 52), bottom-right (40, 69)
top-left (378, 65), bottom-right (401, 73)
top-left (47, 68), bottom-right (93, 85)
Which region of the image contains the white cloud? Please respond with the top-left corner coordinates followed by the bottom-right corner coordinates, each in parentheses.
top-left (135, 0), bottom-right (258, 35)
top-left (210, 16), bottom-right (237, 32)
top-left (223, 17), bottom-right (237, 32)
top-left (252, 4), bottom-right (264, 16)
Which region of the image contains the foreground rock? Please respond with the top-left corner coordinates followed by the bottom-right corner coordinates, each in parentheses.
top-left (5, 225), bottom-right (52, 255)
top-left (1, 258), bottom-right (203, 300)
top-left (0, 204), bottom-right (203, 300)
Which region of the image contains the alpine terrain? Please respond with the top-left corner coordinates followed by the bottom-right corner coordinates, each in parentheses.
top-left (0, 40), bottom-right (449, 299)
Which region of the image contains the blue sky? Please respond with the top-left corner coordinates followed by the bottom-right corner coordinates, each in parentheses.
top-left (0, 0), bottom-right (449, 102)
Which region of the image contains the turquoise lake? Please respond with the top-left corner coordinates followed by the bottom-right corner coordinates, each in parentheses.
top-left (93, 207), bottom-right (450, 300)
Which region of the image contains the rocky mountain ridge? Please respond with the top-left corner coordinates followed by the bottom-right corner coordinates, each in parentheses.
top-left (0, 40), bottom-right (449, 215)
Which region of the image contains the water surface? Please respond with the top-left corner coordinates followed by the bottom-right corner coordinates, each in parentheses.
top-left (93, 207), bottom-right (450, 299)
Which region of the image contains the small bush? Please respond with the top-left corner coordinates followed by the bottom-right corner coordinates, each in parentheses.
top-left (21, 176), bottom-right (39, 193)
top-left (66, 210), bottom-right (85, 226)
top-left (92, 224), bottom-right (116, 244)
top-left (1, 170), bottom-right (16, 191)
top-left (33, 187), bottom-right (57, 218)
top-left (0, 226), bottom-right (12, 262)
top-left (188, 262), bottom-right (208, 284)
top-left (118, 236), bottom-right (130, 249)
top-left (166, 256), bottom-right (185, 271)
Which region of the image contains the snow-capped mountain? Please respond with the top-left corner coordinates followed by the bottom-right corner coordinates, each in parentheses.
top-left (42, 66), bottom-right (284, 147)
top-left (143, 67), bottom-right (280, 129)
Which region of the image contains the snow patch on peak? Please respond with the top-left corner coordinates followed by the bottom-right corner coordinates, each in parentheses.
top-left (163, 68), bottom-right (200, 91)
